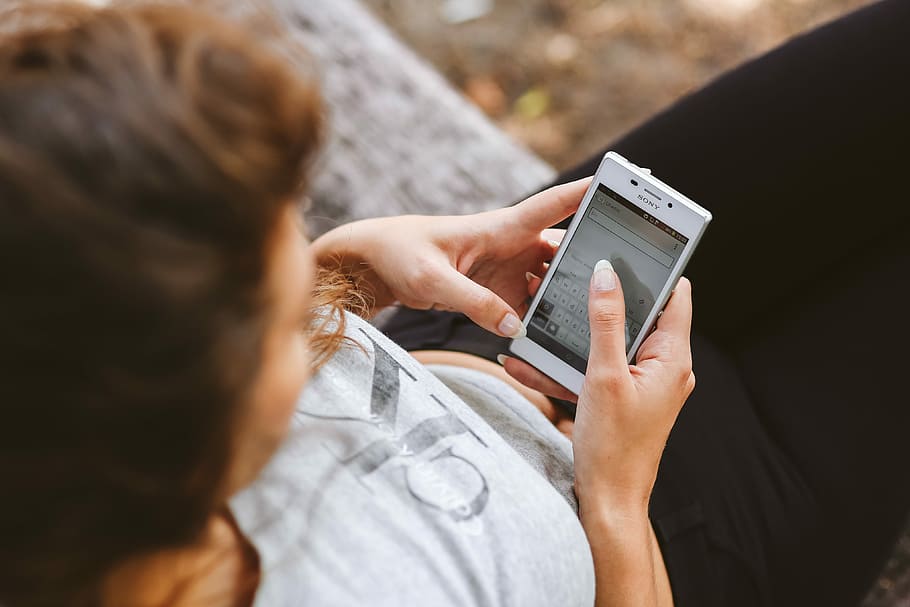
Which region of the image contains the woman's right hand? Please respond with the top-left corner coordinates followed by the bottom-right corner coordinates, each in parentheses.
top-left (574, 260), bottom-right (694, 516)
top-left (502, 260), bottom-right (695, 515)
top-left (501, 260), bottom-right (694, 606)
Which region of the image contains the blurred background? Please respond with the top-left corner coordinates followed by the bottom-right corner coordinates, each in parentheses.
top-left (363, 0), bottom-right (872, 170)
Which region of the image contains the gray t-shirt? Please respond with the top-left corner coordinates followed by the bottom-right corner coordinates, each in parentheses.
top-left (230, 312), bottom-right (595, 606)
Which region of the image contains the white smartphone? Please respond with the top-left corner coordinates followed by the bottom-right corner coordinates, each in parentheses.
top-left (509, 151), bottom-right (712, 395)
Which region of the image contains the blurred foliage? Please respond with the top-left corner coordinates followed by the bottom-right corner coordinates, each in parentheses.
top-left (364, 0), bottom-right (872, 169)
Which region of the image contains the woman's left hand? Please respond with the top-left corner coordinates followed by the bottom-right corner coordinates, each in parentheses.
top-left (309, 178), bottom-right (591, 337)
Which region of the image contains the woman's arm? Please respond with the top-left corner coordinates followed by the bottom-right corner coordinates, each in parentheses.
top-left (307, 179), bottom-right (591, 336)
top-left (576, 267), bottom-right (692, 606)
top-left (501, 263), bottom-right (694, 606)
top-left (582, 500), bottom-right (673, 607)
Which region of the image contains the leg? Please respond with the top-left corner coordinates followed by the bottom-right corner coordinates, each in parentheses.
top-left (652, 232), bottom-right (910, 607)
top-left (558, 0), bottom-right (910, 344)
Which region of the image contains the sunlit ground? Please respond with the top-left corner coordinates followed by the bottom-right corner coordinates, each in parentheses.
top-left (364, 0), bottom-right (872, 169)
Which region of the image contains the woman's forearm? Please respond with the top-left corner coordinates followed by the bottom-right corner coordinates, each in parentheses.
top-left (308, 220), bottom-right (396, 316)
top-left (309, 222), bottom-right (369, 279)
top-left (581, 501), bottom-right (674, 607)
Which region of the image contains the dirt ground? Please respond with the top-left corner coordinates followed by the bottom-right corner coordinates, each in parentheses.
top-left (362, 0), bottom-right (871, 171)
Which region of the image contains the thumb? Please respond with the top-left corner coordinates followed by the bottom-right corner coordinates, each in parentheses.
top-left (511, 177), bottom-right (592, 231)
top-left (436, 268), bottom-right (526, 338)
top-left (586, 259), bottom-right (629, 374)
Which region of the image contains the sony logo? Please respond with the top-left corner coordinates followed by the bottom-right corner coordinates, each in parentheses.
top-left (637, 193), bottom-right (660, 209)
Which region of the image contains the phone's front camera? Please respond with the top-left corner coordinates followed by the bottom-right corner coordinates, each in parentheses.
top-left (667, 202), bottom-right (673, 208)
top-left (631, 179), bottom-right (638, 186)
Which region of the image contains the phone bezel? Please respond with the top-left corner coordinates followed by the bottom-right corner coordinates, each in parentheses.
top-left (508, 151), bottom-right (712, 394)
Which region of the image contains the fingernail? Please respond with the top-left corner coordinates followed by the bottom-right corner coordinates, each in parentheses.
top-left (592, 259), bottom-right (616, 292)
top-left (548, 240), bottom-right (560, 249)
top-left (496, 354), bottom-right (509, 366)
top-left (525, 271), bottom-right (538, 282)
top-left (498, 313), bottom-right (526, 338)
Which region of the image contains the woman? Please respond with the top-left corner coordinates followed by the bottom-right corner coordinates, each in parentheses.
top-left (0, 2), bottom-right (907, 607)
top-left (0, 3), bottom-right (687, 606)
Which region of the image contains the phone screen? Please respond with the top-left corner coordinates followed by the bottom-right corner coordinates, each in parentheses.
top-left (527, 183), bottom-right (689, 372)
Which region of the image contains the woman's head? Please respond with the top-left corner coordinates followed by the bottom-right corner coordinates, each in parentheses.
top-left (0, 3), bottom-right (325, 604)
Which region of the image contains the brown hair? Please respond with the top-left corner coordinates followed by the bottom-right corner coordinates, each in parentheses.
top-left (0, 3), bottom-right (348, 605)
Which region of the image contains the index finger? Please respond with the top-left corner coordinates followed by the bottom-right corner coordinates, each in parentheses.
top-left (512, 177), bottom-right (593, 231)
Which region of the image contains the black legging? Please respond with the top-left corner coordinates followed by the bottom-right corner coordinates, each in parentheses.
top-left (381, 1), bottom-right (910, 605)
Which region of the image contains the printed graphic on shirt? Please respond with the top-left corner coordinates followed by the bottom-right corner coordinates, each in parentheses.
top-left (299, 329), bottom-right (491, 525)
